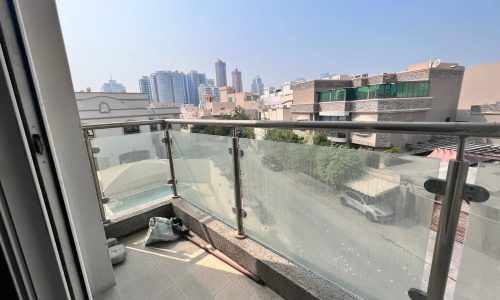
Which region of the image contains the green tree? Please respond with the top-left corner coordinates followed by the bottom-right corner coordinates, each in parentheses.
top-left (311, 131), bottom-right (332, 146)
top-left (264, 129), bottom-right (304, 143)
top-left (190, 107), bottom-right (253, 138)
top-left (384, 147), bottom-right (400, 154)
top-left (314, 145), bottom-right (364, 186)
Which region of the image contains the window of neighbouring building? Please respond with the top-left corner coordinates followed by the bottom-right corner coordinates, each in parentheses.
top-left (318, 81), bottom-right (429, 102)
top-left (123, 119), bottom-right (140, 134)
top-left (99, 102), bottom-right (110, 113)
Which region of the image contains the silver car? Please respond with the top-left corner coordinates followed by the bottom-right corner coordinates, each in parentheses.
top-left (339, 190), bottom-right (394, 222)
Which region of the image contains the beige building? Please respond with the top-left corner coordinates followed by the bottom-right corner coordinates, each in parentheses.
top-left (76, 92), bottom-right (180, 136)
top-left (290, 61), bottom-right (465, 149)
top-left (457, 61), bottom-right (500, 121)
top-left (260, 106), bottom-right (293, 121)
top-left (219, 86), bottom-right (235, 102)
top-left (75, 92), bottom-right (181, 168)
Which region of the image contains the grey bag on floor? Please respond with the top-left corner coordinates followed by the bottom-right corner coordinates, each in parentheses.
top-left (144, 217), bottom-right (181, 246)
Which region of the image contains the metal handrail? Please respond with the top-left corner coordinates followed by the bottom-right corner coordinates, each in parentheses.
top-left (81, 119), bottom-right (166, 130)
top-left (82, 119), bottom-right (500, 138)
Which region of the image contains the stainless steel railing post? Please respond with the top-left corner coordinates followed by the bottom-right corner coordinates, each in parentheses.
top-left (426, 137), bottom-right (469, 299)
top-left (232, 128), bottom-right (245, 239)
top-left (164, 128), bottom-right (179, 198)
top-left (83, 130), bottom-right (109, 224)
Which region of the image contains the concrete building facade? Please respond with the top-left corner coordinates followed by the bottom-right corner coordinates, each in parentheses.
top-left (290, 61), bottom-right (465, 148)
top-left (198, 85), bottom-right (220, 106)
top-left (186, 70), bottom-right (207, 106)
top-left (215, 59), bottom-right (227, 87)
top-left (457, 61), bottom-right (500, 121)
top-left (219, 86), bottom-right (235, 103)
top-left (251, 75), bottom-right (264, 95)
top-left (148, 71), bottom-right (188, 104)
top-left (138, 76), bottom-right (151, 100)
top-left (75, 92), bottom-right (181, 168)
top-left (260, 106), bottom-right (293, 121)
top-left (260, 81), bottom-right (294, 107)
top-left (232, 68), bottom-right (243, 93)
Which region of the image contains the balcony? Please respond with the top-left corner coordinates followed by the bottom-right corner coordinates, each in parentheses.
top-left (84, 119), bottom-right (500, 300)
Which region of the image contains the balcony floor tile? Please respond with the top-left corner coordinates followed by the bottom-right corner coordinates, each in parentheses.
top-left (111, 230), bottom-right (280, 300)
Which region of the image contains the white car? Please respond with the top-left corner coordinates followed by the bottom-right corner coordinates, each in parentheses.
top-left (339, 190), bottom-right (394, 222)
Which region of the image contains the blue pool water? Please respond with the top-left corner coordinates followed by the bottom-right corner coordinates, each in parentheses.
top-left (107, 184), bottom-right (173, 214)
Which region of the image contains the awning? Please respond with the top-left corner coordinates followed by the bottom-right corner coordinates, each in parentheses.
top-left (343, 168), bottom-right (401, 198)
top-left (98, 159), bottom-right (169, 198)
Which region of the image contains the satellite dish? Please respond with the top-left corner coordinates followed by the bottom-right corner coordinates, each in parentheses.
top-left (432, 59), bottom-right (441, 68)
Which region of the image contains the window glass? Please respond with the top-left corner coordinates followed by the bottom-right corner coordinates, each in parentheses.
top-left (123, 125), bottom-right (140, 134)
top-left (353, 193), bottom-right (363, 203)
top-left (319, 91), bottom-right (331, 102)
top-left (423, 81), bottom-right (430, 96)
top-left (408, 82), bottom-right (415, 97)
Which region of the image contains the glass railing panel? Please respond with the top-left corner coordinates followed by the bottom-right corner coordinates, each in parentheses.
top-left (170, 131), bottom-right (236, 227)
top-left (454, 162), bottom-right (500, 299)
top-left (90, 128), bottom-right (172, 220)
top-left (238, 137), bottom-right (440, 300)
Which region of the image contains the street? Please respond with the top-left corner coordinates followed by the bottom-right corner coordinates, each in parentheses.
top-left (238, 141), bottom-right (433, 300)
top-left (172, 134), bottom-right (436, 300)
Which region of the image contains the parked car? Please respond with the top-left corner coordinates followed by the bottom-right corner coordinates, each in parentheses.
top-left (261, 155), bottom-right (283, 172)
top-left (339, 190), bottom-right (394, 222)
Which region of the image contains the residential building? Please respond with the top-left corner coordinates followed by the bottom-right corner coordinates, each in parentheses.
top-left (198, 84), bottom-right (220, 106)
top-left (101, 78), bottom-right (126, 93)
top-left (260, 106), bottom-right (293, 121)
top-left (215, 59), bottom-right (227, 87)
top-left (207, 78), bottom-right (215, 86)
top-left (149, 73), bottom-right (159, 101)
top-left (170, 71), bottom-right (188, 104)
top-left (148, 71), bottom-right (188, 104)
top-left (291, 60), bottom-right (465, 149)
top-left (154, 71), bottom-right (174, 103)
top-left (226, 92), bottom-right (261, 119)
top-left (202, 99), bottom-right (236, 118)
top-left (186, 70), bottom-right (207, 106)
top-left (251, 75), bottom-right (264, 95)
top-left (75, 92), bottom-right (181, 167)
top-left (260, 82), bottom-right (294, 106)
top-left (457, 61), bottom-right (500, 121)
top-left (180, 104), bottom-right (199, 120)
top-left (232, 68), bottom-right (243, 93)
top-left (138, 76), bottom-right (151, 100)
top-left (219, 86), bottom-right (235, 102)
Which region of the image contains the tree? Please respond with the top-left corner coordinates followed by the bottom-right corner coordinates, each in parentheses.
top-left (231, 106), bottom-right (250, 120)
top-left (314, 145), bottom-right (364, 186)
top-left (384, 147), bottom-right (400, 154)
top-left (310, 131), bottom-right (332, 146)
top-left (190, 107), bottom-right (253, 138)
top-left (264, 129), bottom-right (304, 144)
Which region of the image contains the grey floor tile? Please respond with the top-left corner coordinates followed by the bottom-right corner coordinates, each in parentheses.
top-left (113, 230), bottom-right (280, 300)
top-left (113, 246), bottom-right (162, 284)
top-left (234, 276), bottom-right (278, 300)
top-left (214, 281), bottom-right (254, 300)
top-left (117, 270), bottom-right (177, 300)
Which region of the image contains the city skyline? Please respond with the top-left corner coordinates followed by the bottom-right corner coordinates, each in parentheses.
top-left (57, 0), bottom-right (500, 93)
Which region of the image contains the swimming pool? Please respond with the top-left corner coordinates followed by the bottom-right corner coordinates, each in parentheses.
top-left (106, 184), bottom-right (173, 215)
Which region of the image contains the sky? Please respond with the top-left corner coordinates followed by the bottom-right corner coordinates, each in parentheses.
top-left (56, 0), bottom-right (500, 93)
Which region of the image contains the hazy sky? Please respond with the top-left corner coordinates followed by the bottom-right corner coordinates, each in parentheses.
top-left (56, 0), bottom-right (500, 93)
